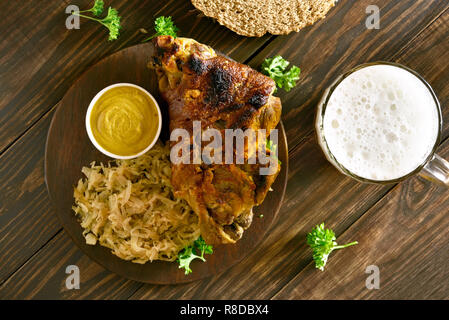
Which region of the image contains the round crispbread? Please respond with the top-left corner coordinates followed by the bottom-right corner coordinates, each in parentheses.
top-left (191, 0), bottom-right (337, 37)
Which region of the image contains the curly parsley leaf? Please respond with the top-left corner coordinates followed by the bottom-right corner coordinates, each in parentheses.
top-left (178, 236), bottom-right (213, 275)
top-left (266, 139), bottom-right (281, 165)
top-left (194, 236), bottom-right (213, 256)
top-left (90, 0), bottom-right (104, 16)
top-left (307, 223), bottom-right (358, 271)
top-left (178, 247), bottom-right (201, 275)
top-left (261, 55), bottom-right (301, 92)
top-left (72, 2), bottom-right (121, 41)
top-left (142, 16), bottom-right (179, 42)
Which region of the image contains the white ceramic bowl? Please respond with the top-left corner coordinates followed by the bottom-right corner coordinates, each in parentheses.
top-left (85, 83), bottom-right (162, 159)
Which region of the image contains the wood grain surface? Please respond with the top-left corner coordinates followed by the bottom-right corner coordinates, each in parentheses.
top-left (0, 0), bottom-right (448, 299)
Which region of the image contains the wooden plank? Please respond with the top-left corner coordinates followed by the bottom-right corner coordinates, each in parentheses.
top-left (0, 0), bottom-right (270, 154)
top-left (273, 138), bottom-right (449, 299)
top-left (0, 231), bottom-right (141, 299)
top-left (0, 109), bottom-right (61, 285)
top-left (1, 1), bottom-right (448, 299)
top-left (246, 0), bottom-right (449, 151)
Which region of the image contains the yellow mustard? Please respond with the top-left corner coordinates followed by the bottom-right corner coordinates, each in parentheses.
top-left (90, 86), bottom-right (159, 156)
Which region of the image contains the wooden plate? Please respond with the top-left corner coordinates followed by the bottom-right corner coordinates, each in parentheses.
top-left (45, 43), bottom-right (288, 284)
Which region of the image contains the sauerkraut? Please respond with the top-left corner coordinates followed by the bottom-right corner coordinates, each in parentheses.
top-left (72, 143), bottom-right (200, 263)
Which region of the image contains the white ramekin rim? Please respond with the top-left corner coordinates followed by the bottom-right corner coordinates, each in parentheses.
top-left (85, 83), bottom-right (162, 160)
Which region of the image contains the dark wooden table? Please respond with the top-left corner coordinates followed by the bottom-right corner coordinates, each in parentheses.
top-left (0, 0), bottom-right (448, 300)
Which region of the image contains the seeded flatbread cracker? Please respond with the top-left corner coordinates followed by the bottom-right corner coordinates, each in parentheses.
top-left (191, 0), bottom-right (337, 37)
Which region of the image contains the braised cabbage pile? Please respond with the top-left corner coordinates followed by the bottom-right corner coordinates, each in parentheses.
top-left (72, 143), bottom-right (200, 263)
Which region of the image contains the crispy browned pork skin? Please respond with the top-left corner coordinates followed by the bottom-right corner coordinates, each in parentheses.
top-left (150, 36), bottom-right (282, 244)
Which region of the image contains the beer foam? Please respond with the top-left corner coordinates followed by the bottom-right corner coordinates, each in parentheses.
top-left (322, 65), bottom-right (439, 181)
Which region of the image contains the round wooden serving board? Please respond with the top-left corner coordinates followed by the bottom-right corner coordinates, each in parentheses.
top-left (45, 43), bottom-right (288, 284)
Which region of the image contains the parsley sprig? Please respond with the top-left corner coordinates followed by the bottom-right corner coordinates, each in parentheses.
top-left (72, 0), bottom-right (121, 41)
top-left (178, 236), bottom-right (213, 275)
top-left (307, 223), bottom-right (358, 271)
top-left (142, 16), bottom-right (179, 42)
top-left (261, 55), bottom-right (301, 92)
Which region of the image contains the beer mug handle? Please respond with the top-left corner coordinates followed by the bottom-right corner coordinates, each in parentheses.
top-left (419, 154), bottom-right (449, 186)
